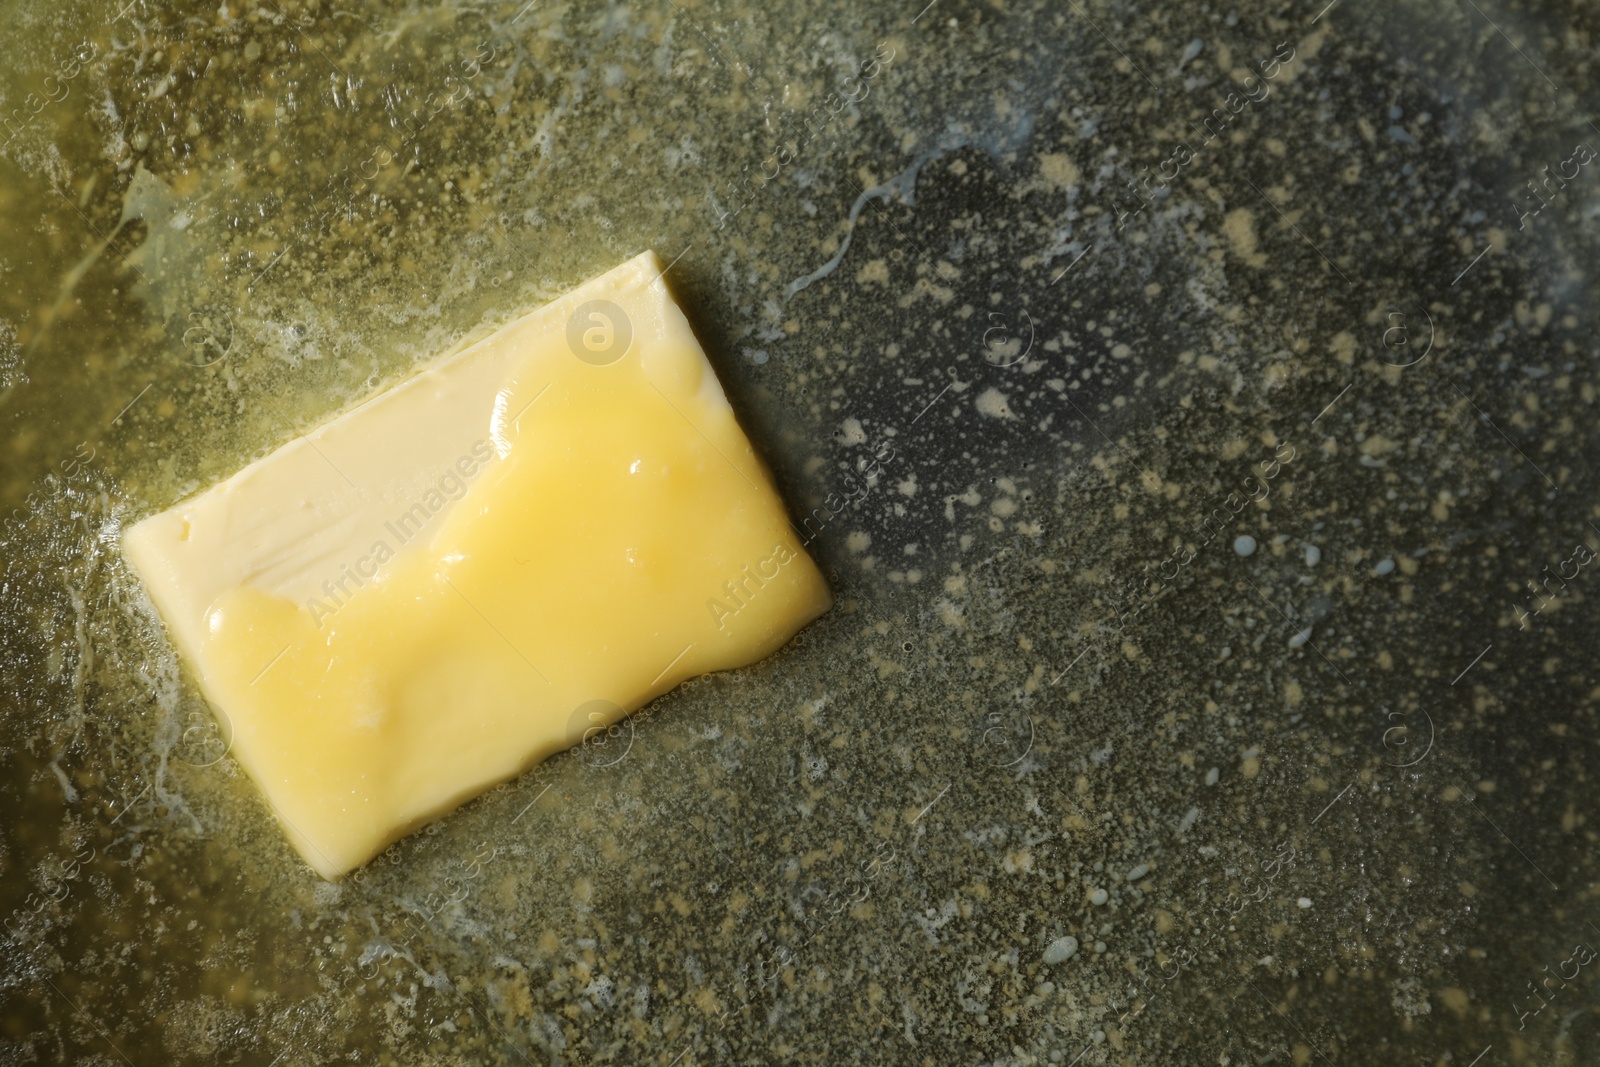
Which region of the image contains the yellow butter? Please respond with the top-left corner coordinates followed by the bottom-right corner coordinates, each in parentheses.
top-left (124, 252), bottom-right (831, 878)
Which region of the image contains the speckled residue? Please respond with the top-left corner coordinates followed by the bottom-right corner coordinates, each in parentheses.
top-left (4, 0), bottom-right (1600, 1064)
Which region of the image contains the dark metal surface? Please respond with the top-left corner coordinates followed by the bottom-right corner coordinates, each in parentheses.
top-left (3, 0), bottom-right (1600, 1063)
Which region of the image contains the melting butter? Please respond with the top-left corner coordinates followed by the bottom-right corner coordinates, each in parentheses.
top-left (125, 252), bottom-right (831, 878)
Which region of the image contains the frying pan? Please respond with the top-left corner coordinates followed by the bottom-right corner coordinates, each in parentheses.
top-left (4, 0), bottom-right (1600, 1062)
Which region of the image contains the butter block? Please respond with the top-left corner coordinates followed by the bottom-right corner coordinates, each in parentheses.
top-left (124, 252), bottom-right (832, 878)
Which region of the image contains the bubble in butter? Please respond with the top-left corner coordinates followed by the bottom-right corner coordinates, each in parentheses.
top-left (123, 251), bottom-right (832, 879)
